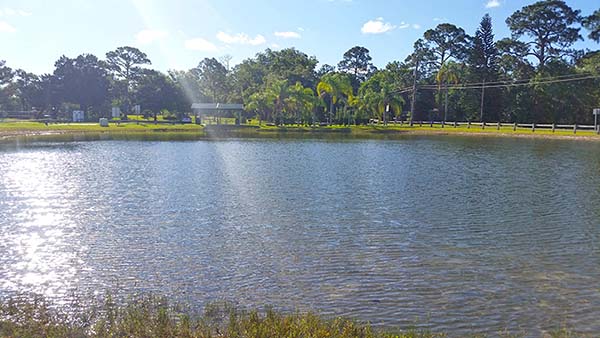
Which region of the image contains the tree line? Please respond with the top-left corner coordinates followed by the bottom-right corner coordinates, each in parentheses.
top-left (1, 0), bottom-right (599, 124)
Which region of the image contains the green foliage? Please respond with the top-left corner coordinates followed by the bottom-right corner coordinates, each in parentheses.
top-left (506, 0), bottom-right (582, 68)
top-left (193, 58), bottom-right (230, 102)
top-left (583, 9), bottom-right (600, 42)
top-left (423, 24), bottom-right (468, 68)
top-left (358, 71), bottom-right (405, 123)
top-left (0, 295), bottom-right (444, 338)
top-left (317, 72), bottom-right (354, 123)
top-left (338, 46), bottom-right (376, 90)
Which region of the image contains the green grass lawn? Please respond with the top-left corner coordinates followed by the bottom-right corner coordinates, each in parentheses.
top-left (0, 120), bottom-right (598, 140)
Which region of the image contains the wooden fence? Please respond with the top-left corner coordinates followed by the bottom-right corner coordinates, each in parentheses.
top-left (373, 119), bottom-right (600, 134)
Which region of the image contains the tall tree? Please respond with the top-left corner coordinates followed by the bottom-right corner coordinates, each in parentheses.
top-left (105, 46), bottom-right (151, 115)
top-left (423, 23), bottom-right (468, 116)
top-left (337, 46), bottom-right (376, 90)
top-left (423, 24), bottom-right (468, 68)
top-left (583, 9), bottom-right (600, 43)
top-left (316, 64), bottom-right (335, 78)
top-left (193, 58), bottom-right (229, 103)
top-left (136, 69), bottom-right (188, 120)
top-left (470, 14), bottom-right (499, 122)
top-left (52, 54), bottom-right (110, 113)
top-left (11, 70), bottom-right (44, 111)
top-left (264, 78), bottom-right (290, 125)
top-left (0, 61), bottom-right (12, 85)
top-left (435, 61), bottom-right (461, 123)
top-left (0, 61), bottom-right (14, 110)
top-left (506, 0), bottom-right (582, 68)
top-left (232, 48), bottom-right (318, 102)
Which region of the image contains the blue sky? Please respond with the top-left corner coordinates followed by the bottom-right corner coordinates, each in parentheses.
top-left (1, 0), bottom-right (598, 74)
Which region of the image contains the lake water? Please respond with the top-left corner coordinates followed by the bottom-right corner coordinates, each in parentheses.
top-left (1, 136), bottom-right (599, 335)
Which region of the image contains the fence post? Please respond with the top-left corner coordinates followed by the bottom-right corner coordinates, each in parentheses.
top-left (430, 120), bottom-right (433, 127)
top-left (468, 121), bottom-right (471, 129)
top-left (482, 122), bottom-right (485, 130)
top-left (497, 122), bottom-right (500, 130)
top-left (552, 123), bottom-right (556, 133)
top-left (513, 122), bottom-right (517, 131)
top-left (574, 124), bottom-right (577, 134)
top-left (454, 121), bottom-right (457, 128)
top-left (442, 120), bottom-right (445, 128)
top-left (532, 123), bottom-right (535, 132)
top-left (419, 120), bottom-right (422, 127)
top-left (597, 126), bottom-right (599, 135)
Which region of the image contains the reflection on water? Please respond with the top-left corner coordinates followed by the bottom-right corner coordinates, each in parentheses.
top-left (1, 136), bottom-right (600, 335)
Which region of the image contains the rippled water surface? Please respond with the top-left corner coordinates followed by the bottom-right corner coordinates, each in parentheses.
top-left (1, 136), bottom-right (600, 335)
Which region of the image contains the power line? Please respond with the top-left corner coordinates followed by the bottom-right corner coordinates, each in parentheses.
top-left (418, 74), bottom-right (599, 90)
top-left (393, 71), bottom-right (600, 94)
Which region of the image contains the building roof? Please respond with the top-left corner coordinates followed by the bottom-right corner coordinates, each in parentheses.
top-left (191, 103), bottom-right (244, 110)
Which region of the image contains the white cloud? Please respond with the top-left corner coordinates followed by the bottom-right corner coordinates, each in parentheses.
top-left (0, 8), bottom-right (32, 17)
top-left (361, 17), bottom-right (395, 34)
top-left (0, 21), bottom-right (16, 33)
top-left (485, 0), bottom-right (501, 8)
top-left (398, 21), bottom-right (410, 29)
top-left (216, 31), bottom-right (266, 46)
top-left (274, 31), bottom-right (301, 39)
top-left (412, 24), bottom-right (421, 29)
top-left (135, 29), bottom-right (168, 45)
top-left (184, 38), bottom-right (218, 52)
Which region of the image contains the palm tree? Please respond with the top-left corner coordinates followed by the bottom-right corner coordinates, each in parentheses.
top-left (358, 71), bottom-right (405, 125)
top-left (246, 90), bottom-right (276, 124)
top-left (285, 82), bottom-right (318, 125)
top-left (265, 78), bottom-right (289, 125)
top-left (436, 61), bottom-right (461, 124)
top-left (316, 73), bottom-right (353, 125)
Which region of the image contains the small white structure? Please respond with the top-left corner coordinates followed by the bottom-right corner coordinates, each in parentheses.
top-left (133, 105), bottom-right (141, 115)
top-left (99, 118), bottom-right (109, 127)
top-left (72, 110), bottom-right (85, 122)
top-left (111, 107), bottom-right (121, 118)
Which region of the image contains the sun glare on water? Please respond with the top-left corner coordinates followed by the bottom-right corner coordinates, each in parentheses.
top-left (0, 150), bottom-right (86, 301)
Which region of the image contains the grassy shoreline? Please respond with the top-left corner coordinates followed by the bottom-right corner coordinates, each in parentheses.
top-left (1, 121), bottom-right (600, 142)
top-left (0, 294), bottom-right (580, 338)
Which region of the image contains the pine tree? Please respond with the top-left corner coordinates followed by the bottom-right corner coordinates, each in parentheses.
top-left (471, 14), bottom-right (498, 80)
top-left (470, 14), bottom-right (500, 122)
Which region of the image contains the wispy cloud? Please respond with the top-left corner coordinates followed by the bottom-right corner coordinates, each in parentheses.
top-left (485, 0), bottom-right (501, 8)
top-left (412, 24), bottom-right (421, 30)
top-left (398, 22), bottom-right (410, 29)
top-left (216, 31), bottom-right (266, 46)
top-left (0, 21), bottom-right (16, 33)
top-left (433, 17), bottom-right (447, 22)
top-left (274, 31), bottom-right (301, 39)
top-left (0, 8), bottom-right (32, 17)
top-left (361, 17), bottom-right (395, 34)
top-left (184, 38), bottom-right (218, 52)
top-left (135, 29), bottom-right (168, 45)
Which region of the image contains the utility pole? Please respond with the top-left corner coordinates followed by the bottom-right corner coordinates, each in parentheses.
top-left (410, 58), bottom-right (419, 127)
top-left (479, 79), bottom-right (486, 123)
top-left (444, 83), bottom-right (448, 127)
